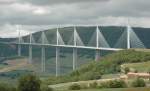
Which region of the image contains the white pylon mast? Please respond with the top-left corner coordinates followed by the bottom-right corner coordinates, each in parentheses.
top-left (74, 26), bottom-right (77, 46)
top-left (56, 27), bottom-right (60, 76)
top-left (73, 26), bottom-right (77, 70)
top-left (17, 25), bottom-right (21, 56)
top-left (29, 32), bottom-right (32, 64)
top-left (127, 19), bottom-right (131, 49)
top-left (96, 26), bottom-right (99, 48)
top-left (41, 31), bottom-right (46, 72)
top-left (95, 26), bottom-right (100, 61)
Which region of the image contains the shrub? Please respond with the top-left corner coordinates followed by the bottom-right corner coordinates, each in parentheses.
top-left (134, 69), bottom-right (138, 73)
top-left (18, 74), bottom-right (41, 91)
top-left (41, 85), bottom-right (53, 91)
top-left (124, 67), bottom-right (130, 74)
top-left (80, 84), bottom-right (88, 89)
top-left (99, 81), bottom-right (109, 88)
top-left (131, 78), bottom-right (146, 87)
top-left (89, 82), bottom-right (98, 88)
top-left (79, 72), bottom-right (101, 80)
top-left (92, 73), bottom-right (102, 80)
top-left (99, 79), bottom-right (127, 88)
top-left (107, 80), bottom-right (127, 88)
top-left (70, 70), bottom-right (80, 77)
top-left (68, 83), bottom-right (81, 90)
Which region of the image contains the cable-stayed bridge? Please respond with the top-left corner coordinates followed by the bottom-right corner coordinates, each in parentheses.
top-left (0, 25), bottom-right (146, 76)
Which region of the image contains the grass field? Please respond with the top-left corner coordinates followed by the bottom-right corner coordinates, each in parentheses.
top-left (122, 61), bottom-right (150, 72)
top-left (59, 87), bottom-right (150, 91)
top-left (0, 64), bottom-right (7, 69)
top-left (101, 73), bottom-right (120, 79)
top-left (50, 79), bottom-right (150, 91)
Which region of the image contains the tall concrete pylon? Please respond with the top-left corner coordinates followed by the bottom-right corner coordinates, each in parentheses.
top-left (127, 25), bottom-right (131, 49)
top-left (95, 26), bottom-right (100, 61)
top-left (41, 31), bottom-right (46, 72)
top-left (17, 25), bottom-right (21, 57)
top-left (56, 27), bottom-right (60, 76)
top-left (29, 33), bottom-right (33, 64)
top-left (73, 26), bottom-right (77, 70)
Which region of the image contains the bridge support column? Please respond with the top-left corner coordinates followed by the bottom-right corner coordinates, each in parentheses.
top-left (127, 25), bottom-right (131, 49)
top-left (18, 44), bottom-right (21, 56)
top-left (73, 48), bottom-right (77, 70)
top-left (56, 47), bottom-right (60, 76)
top-left (17, 25), bottom-right (21, 56)
top-left (29, 45), bottom-right (32, 64)
top-left (41, 46), bottom-right (46, 72)
top-left (95, 50), bottom-right (100, 61)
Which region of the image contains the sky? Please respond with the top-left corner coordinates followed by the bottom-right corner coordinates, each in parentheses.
top-left (0, 0), bottom-right (150, 38)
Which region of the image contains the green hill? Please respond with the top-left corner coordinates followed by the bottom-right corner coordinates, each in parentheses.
top-left (44, 49), bottom-right (150, 85)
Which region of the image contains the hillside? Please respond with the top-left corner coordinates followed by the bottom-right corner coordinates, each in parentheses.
top-left (44, 49), bottom-right (150, 85)
top-left (0, 58), bottom-right (28, 73)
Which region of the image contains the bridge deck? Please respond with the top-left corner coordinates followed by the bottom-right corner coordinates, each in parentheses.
top-left (0, 42), bottom-right (123, 51)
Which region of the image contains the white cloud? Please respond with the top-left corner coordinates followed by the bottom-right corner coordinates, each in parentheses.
top-left (33, 7), bottom-right (50, 15)
top-left (0, 0), bottom-right (17, 4)
top-left (0, 0), bottom-right (150, 37)
top-left (9, 3), bottom-right (34, 12)
top-left (0, 24), bottom-right (29, 38)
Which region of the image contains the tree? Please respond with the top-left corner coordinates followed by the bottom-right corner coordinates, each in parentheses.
top-left (18, 74), bottom-right (41, 91)
top-left (68, 83), bottom-right (81, 90)
top-left (131, 78), bottom-right (146, 87)
top-left (124, 67), bottom-right (130, 74)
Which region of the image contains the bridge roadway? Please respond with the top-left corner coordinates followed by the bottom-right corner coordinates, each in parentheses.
top-left (0, 42), bottom-right (123, 51)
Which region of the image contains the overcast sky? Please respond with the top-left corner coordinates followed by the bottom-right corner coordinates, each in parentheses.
top-left (0, 0), bottom-right (150, 38)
